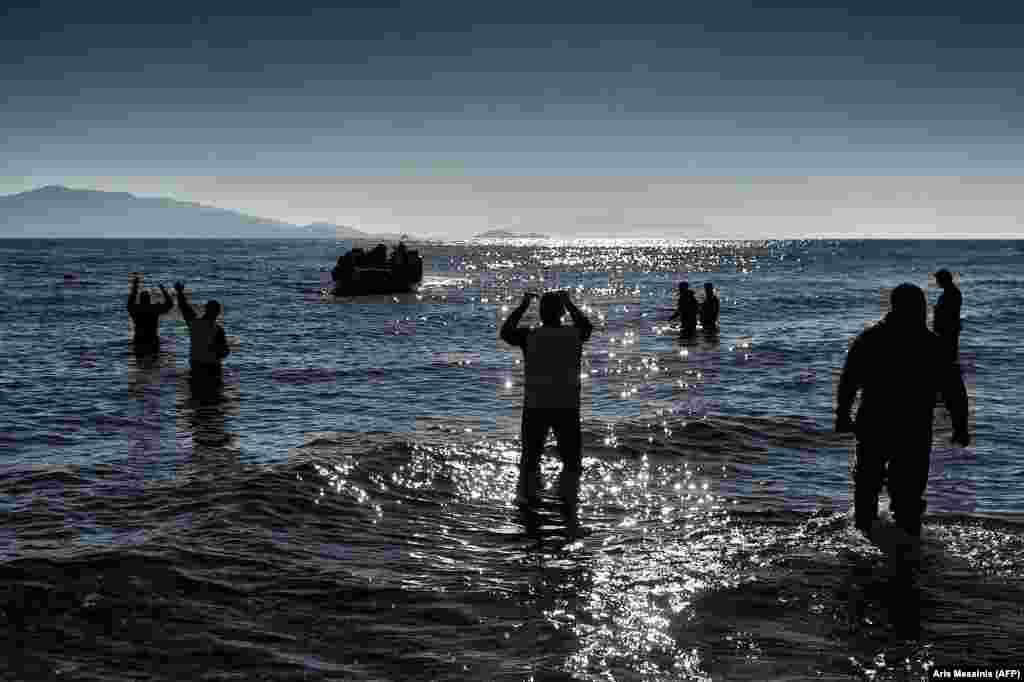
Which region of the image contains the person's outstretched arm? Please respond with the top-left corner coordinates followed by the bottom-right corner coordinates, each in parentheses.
top-left (127, 274), bottom-right (140, 311)
top-left (500, 293), bottom-right (536, 347)
top-left (158, 284), bottom-right (174, 313)
top-left (942, 361), bottom-right (970, 446)
top-left (835, 334), bottom-right (865, 432)
top-left (561, 291), bottom-right (593, 343)
top-left (174, 282), bottom-right (196, 326)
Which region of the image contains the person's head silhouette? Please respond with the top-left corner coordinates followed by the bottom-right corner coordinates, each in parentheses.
top-left (679, 281), bottom-right (689, 294)
top-left (539, 292), bottom-right (565, 325)
top-left (704, 282), bottom-right (713, 294)
top-left (934, 269), bottom-right (954, 287)
top-left (890, 283), bottom-right (927, 326)
top-left (204, 300), bottom-right (222, 320)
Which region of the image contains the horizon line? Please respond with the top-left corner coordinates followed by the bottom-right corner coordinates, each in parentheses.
top-left (4, 183), bottom-right (1022, 242)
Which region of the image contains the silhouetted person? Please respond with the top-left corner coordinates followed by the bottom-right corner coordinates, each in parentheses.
top-left (501, 290), bottom-right (593, 505)
top-left (350, 247), bottom-right (366, 267)
top-left (332, 252), bottom-right (355, 284)
top-left (408, 248), bottom-right (423, 282)
top-left (699, 282), bottom-right (720, 332)
top-left (669, 282), bottom-right (699, 335)
top-left (174, 282), bottom-right (230, 393)
top-left (933, 268), bottom-right (962, 364)
top-left (836, 283), bottom-right (970, 538)
top-left (369, 243), bottom-right (388, 267)
top-left (127, 274), bottom-right (174, 354)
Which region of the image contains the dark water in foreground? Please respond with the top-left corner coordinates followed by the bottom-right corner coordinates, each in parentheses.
top-left (1, 239), bottom-right (1022, 680)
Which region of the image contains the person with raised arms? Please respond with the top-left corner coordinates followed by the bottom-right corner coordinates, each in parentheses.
top-left (174, 281), bottom-right (230, 391)
top-left (500, 290), bottom-right (593, 506)
top-left (127, 273), bottom-right (174, 355)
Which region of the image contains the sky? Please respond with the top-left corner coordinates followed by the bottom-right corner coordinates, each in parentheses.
top-left (2, 0), bottom-right (1023, 238)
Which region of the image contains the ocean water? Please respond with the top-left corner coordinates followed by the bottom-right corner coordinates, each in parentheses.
top-left (0, 238), bottom-right (1022, 681)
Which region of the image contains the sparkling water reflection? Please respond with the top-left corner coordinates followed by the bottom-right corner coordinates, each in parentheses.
top-left (0, 239), bottom-right (1021, 680)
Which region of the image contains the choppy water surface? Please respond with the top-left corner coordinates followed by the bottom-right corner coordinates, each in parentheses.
top-left (1, 238), bottom-right (1022, 680)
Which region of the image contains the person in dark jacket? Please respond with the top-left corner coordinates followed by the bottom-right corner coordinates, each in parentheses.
top-left (933, 268), bottom-right (962, 364)
top-left (127, 274), bottom-right (174, 354)
top-left (836, 283), bottom-right (970, 538)
top-left (699, 282), bottom-right (720, 332)
top-left (174, 282), bottom-right (230, 394)
top-left (501, 290), bottom-right (593, 505)
top-left (668, 282), bottom-right (699, 336)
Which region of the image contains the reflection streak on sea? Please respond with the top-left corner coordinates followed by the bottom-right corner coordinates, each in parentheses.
top-left (3, 238), bottom-right (1023, 680)
top-left (296, 426), bottom-right (734, 679)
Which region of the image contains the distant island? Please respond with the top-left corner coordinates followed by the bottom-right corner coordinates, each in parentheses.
top-left (0, 186), bottom-right (422, 241)
top-left (472, 229), bottom-right (550, 239)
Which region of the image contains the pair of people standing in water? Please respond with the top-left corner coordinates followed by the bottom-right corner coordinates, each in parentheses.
top-left (667, 271), bottom-right (960, 350)
top-left (669, 281), bottom-right (720, 335)
top-left (127, 275), bottom-right (230, 384)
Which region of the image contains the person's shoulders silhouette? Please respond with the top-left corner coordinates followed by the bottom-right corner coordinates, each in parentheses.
top-left (838, 284), bottom-right (968, 442)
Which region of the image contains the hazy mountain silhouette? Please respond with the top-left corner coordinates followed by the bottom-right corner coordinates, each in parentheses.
top-left (473, 229), bottom-right (550, 239)
top-left (0, 186), bottom-right (415, 240)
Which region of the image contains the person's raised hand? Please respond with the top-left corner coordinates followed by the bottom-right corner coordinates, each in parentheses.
top-left (174, 281), bottom-right (185, 292)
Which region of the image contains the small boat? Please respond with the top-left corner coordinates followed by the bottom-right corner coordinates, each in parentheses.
top-left (327, 242), bottom-right (424, 296)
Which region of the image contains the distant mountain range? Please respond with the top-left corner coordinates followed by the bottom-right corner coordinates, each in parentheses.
top-left (472, 229), bottom-right (550, 239)
top-left (0, 186), bottom-right (420, 241)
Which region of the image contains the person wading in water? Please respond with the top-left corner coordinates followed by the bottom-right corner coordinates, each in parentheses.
top-left (836, 283), bottom-right (970, 539)
top-left (500, 290), bottom-right (594, 507)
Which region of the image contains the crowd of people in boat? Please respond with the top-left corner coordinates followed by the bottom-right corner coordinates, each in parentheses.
top-left (331, 241), bottom-right (422, 282)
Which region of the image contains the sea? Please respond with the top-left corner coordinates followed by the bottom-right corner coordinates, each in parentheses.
top-left (0, 238), bottom-right (1021, 681)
